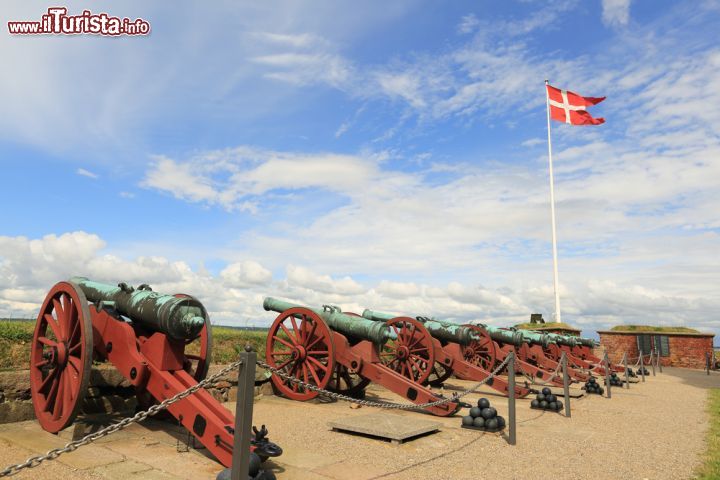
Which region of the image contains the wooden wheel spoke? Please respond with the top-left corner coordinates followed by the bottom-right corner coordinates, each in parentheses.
top-left (38, 336), bottom-right (57, 347)
top-left (304, 331), bottom-right (323, 350)
top-left (270, 350), bottom-right (292, 356)
top-left (272, 335), bottom-right (295, 349)
top-left (52, 374), bottom-right (64, 419)
top-left (185, 354), bottom-right (202, 361)
top-left (68, 357), bottom-right (82, 375)
top-left (279, 323), bottom-right (298, 345)
top-left (303, 321), bottom-right (317, 347)
top-left (301, 363), bottom-right (310, 385)
top-left (306, 362), bottom-right (322, 385)
top-left (39, 369), bottom-right (58, 393)
top-left (289, 316), bottom-right (302, 343)
top-left (307, 356), bottom-right (329, 372)
top-left (53, 298), bottom-right (68, 339)
top-left (43, 314), bottom-right (62, 341)
top-left (410, 346), bottom-right (428, 354)
top-left (275, 357), bottom-right (294, 371)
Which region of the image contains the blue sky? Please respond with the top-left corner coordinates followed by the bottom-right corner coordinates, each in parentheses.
top-left (1, 0), bottom-right (718, 339)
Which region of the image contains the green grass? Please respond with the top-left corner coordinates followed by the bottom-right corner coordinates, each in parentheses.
top-left (610, 325), bottom-right (700, 333)
top-left (0, 319), bottom-right (269, 369)
top-left (515, 322), bottom-right (578, 330)
top-left (696, 389), bottom-right (720, 479)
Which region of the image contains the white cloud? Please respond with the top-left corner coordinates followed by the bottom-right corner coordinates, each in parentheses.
top-left (457, 14), bottom-right (479, 35)
top-left (76, 168), bottom-right (98, 179)
top-left (220, 261), bottom-right (273, 287)
top-left (601, 0), bottom-right (631, 26)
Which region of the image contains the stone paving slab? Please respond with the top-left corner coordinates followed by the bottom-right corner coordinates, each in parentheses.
top-left (328, 412), bottom-right (440, 444)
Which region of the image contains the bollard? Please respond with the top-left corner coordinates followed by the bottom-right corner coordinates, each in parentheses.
top-left (508, 351), bottom-right (516, 446)
top-left (604, 352), bottom-right (612, 399)
top-left (651, 349), bottom-right (656, 377)
top-left (640, 349), bottom-right (645, 382)
top-left (657, 348), bottom-right (663, 373)
top-left (708, 352), bottom-right (712, 376)
top-left (561, 351), bottom-right (571, 418)
top-left (229, 345), bottom-right (257, 480)
top-left (622, 352), bottom-right (629, 389)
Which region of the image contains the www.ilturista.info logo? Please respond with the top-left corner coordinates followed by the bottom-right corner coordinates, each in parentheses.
top-left (8, 7), bottom-right (150, 36)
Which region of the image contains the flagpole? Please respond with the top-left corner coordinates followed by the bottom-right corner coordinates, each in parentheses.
top-left (545, 79), bottom-right (562, 323)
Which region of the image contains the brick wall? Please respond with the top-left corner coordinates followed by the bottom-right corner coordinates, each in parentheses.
top-left (599, 332), bottom-right (714, 369)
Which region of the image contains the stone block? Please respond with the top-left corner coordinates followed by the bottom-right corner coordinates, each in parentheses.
top-left (0, 400), bottom-right (35, 424)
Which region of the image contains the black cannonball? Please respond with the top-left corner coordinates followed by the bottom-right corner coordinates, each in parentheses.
top-left (599, 387), bottom-right (604, 394)
top-left (540, 400), bottom-right (548, 409)
top-left (556, 401), bottom-right (563, 411)
top-left (249, 452), bottom-right (261, 477)
top-left (478, 398), bottom-right (490, 409)
top-left (548, 401), bottom-right (557, 411)
top-left (485, 418), bottom-right (498, 430)
top-left (589, 377), bottom-right (596, 384)
top-left (469, 407), bottom-right (482, 418)
top-left (462, 415), bottom-right (474, 426)
top-left (542, 387), bottom-right (552, 396)
top-left (496, 416), bottom-right (506, 429)
top-left (531, 399), bottom-right (540, 408)
top-left (472, 416), bottom-right (486, 428)
top-left (547, 394), bottom-right (557, 403)
top-left (481, 407), bottom-right (497, 420)
top-left (537, 393), bottom-right (546, 402)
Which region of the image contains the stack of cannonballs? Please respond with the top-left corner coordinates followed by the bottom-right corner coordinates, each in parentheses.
top-left (608, 372), bottom-right (624, 387)
top-left (461, 398), bottom-right (506, 432)
top-left (626, 368), bottom-right (637, 378)
top-left (583, 377), bottom-right (604, 395)
top-left (530, 387), bottom-right (563, 412)
top-left (637, 366), bottom-right (650, 375)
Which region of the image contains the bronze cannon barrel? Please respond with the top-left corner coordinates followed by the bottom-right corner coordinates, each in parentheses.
top-left (70, 277), bottom-right (206, 341)
top-left (263, 297), bottom-right (395, 344)
top-left (361, 309), bottom-right (477, 345)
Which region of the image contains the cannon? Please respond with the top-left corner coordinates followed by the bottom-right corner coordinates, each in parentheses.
top-left (262, 298), bottom-right (461, 416)
top-left (537, 331), bottom-right (624, 374)
top-left (361, 309), bottom-right (532, 397)
top-left (29, 278), bottom-right (281, 469)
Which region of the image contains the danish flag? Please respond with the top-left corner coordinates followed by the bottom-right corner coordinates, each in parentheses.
top-left (546, 84), bottom-right (605, 126)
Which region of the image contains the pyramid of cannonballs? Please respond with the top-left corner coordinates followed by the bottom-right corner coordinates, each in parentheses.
top-left (636, 366), bottom-right (650, 375)
top-left (583, 377), bottom-right (604, 395)
top-left (461, 397), bottom-right (506, 432)
top-left (530, 387), bottom-right (563, 412)
top-left (626, 368), bottom-right (637, 378)
top-left (608, 372), bottom-right (624, 387)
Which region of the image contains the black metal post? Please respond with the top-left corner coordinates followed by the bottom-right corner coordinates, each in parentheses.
top-left (230, 346), bottom-right (256, 480)
top-left (651, 349), bottom-right (656, 377)
top-left (604, 352), bottom-right (611, 399)
top-left (708, 352), bottom-right (712, 376)
top-left (640, 349), bottom-right (645, 383)
top-left (508, 351), bottom-right (516, 446)
top-left (561, 351), bottom-right (571, 418)
top-left (622, 352), bottom-right (629, 389)
top-left (657, 348), bottom-right (663, 373)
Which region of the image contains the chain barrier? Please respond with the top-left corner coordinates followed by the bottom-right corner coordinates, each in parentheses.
top-left (520, 360), bottom-right (563, 387)
top-left (256, 354), bottom-right (512, 410)
top-left (1, 352), bottom-right (512, 476)
top-left (0, 360), bottom-right (243, 477)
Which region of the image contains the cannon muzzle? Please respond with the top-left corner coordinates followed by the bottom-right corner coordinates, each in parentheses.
top-left (70, 277), bottom-right (206, 341)
top-left (263, 297), bottom-right (394, 344)
top-left (362, 309), bottom-right (477, 345)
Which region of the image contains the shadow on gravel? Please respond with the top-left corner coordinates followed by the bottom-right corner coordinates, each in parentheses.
top-left (662, 367), bottom-right (720, 390)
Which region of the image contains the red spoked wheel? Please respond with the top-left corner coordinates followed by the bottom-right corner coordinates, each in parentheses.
top-left (380, 317), bottom-right (435, 385)
top-left (461, 325), bottom-right (497, 371)
top-left (30, 282), bottom-right (93, 433)
top-left (175, 293), bottom-right (213, 382)
top-left (426, 362), bottom-right (454, 387)
top-left (326, 364), bottom-right (371, 397)
top-left (266, 307), bottom-right (335, 401)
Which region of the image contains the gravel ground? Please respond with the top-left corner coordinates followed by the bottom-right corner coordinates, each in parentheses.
top-left (254, 367), bottom-right (718, 480)
top-left (0, 367), bottom-right (715, 479)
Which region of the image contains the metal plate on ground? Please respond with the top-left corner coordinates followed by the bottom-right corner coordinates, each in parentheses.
top-left (328, 413), bottom-right (441, 445)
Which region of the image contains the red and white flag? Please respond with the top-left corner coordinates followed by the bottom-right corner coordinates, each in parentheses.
top-left (546, 84), bottom-right (605, 125)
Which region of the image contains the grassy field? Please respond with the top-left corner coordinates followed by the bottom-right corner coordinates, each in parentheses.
top-left (696, 389), bottom-right (720, 479)
top-left (515, 321), bottom-right (578, 330)
top-left (610, 325), bottom-right (700, 333)
top-left (0, 319), bottom-right (268, 369)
